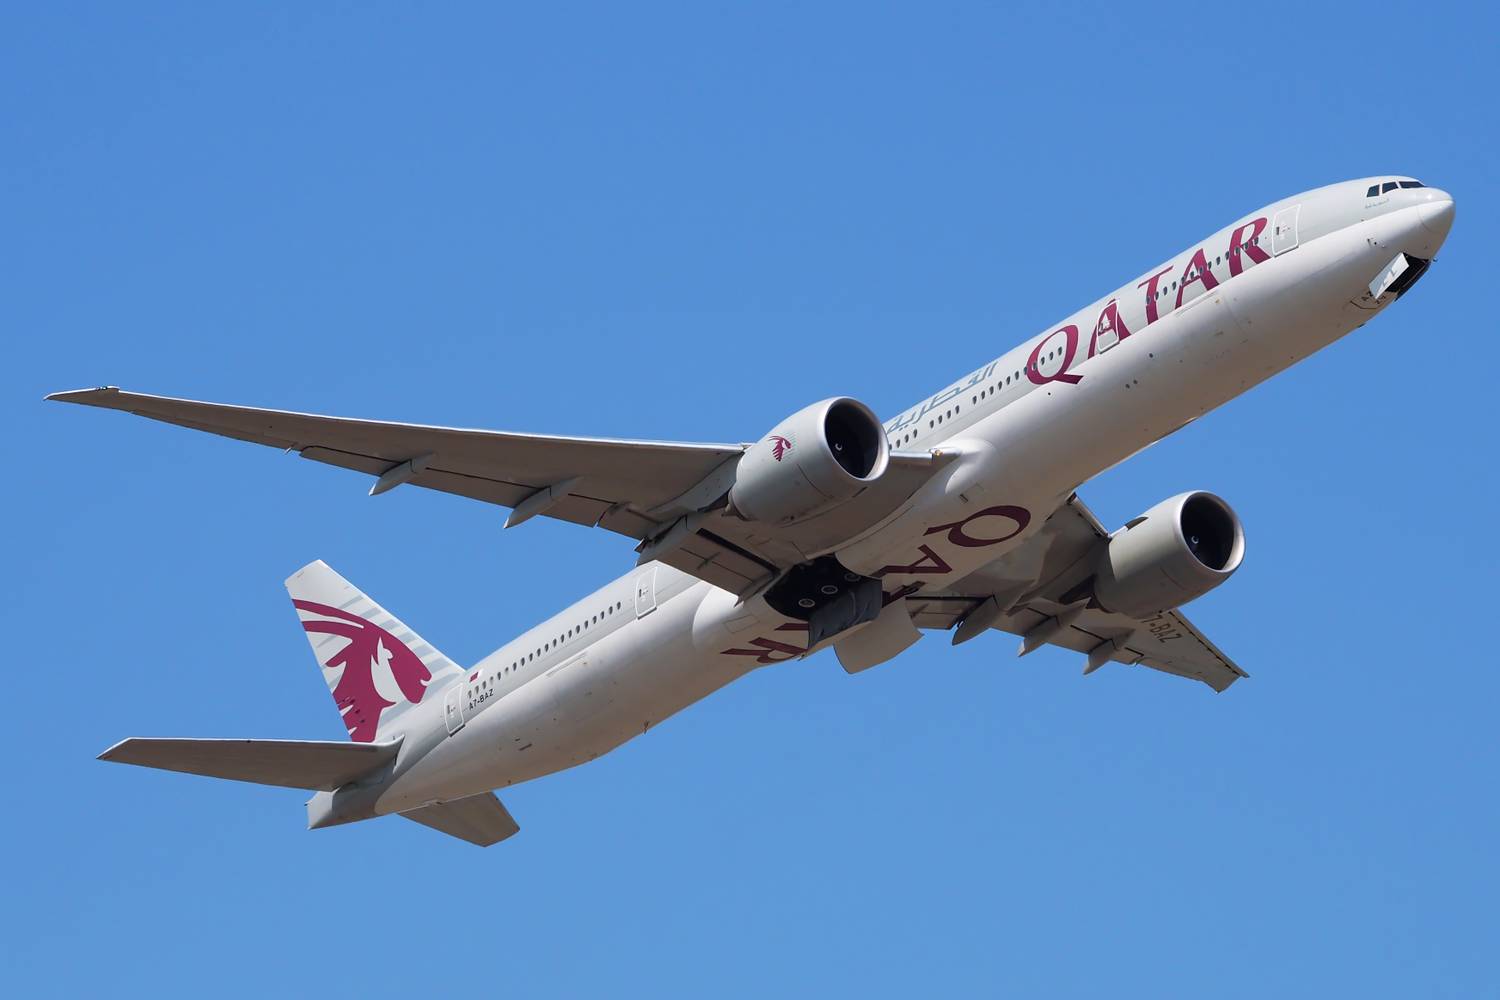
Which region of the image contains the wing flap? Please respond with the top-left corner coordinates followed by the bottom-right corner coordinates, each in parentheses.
top-left (909, 592), bottom-right (1246, 692)
top-left (400, 792), bottom-right (520, 847)
top-left (98, 737), bottom-right (401, 790)
top-left (1123, 608), bottom-right (1246, 692)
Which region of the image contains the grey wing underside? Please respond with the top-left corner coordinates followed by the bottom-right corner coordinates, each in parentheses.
top-left (908, 495), bottom-right (1248, 692)
top-left (48, 387), bottom-right (948, 597)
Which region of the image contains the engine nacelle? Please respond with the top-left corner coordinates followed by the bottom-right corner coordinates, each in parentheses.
top-left (1094, 491), bottom-right (1245, 618)
top-left (729, 397), bottom-right (889, 525)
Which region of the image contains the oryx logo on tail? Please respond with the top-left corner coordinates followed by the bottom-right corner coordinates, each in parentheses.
top-left (294, 600), bottom-right (432, 742)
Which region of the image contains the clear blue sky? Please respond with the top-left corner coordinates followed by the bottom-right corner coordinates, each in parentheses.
top-left (7, 4), bottom-right (1496, 996)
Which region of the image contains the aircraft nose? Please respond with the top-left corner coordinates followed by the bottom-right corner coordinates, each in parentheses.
top-left (1417, 188), bottom-right (1455, 243)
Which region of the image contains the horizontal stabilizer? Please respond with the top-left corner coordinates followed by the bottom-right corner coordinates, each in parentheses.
top-left (401, 793), bottom-right (520, 847)
top-left (99, 737), bottom-right (400, 791)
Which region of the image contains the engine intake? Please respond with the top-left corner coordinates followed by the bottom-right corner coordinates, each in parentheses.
top-left (729, 397), bottom-right (889, 525)
top-left (1094, 491), bottom-right (1245, 618)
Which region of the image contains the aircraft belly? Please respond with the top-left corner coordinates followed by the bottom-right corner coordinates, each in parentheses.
top-left (378, 581), bottom-right (773, 810)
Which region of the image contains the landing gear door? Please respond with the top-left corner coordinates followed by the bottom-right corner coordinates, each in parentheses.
top-left (1272, 204), bottom-right (1300, 255)
top-left (635, 566), bottom-right (658, 618)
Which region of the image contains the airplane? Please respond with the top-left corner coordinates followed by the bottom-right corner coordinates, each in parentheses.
top-left (49, 175), bottom-right (1454, 846)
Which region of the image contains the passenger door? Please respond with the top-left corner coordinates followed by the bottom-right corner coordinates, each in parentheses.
top-left (443, 684), bottom-right (465, 736)
top-left (635, 566), bottom-right (658, 618)
top-left (1272, 204), bottom-right (1300, 255)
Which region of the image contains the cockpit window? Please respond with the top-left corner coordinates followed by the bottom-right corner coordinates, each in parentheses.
top-left (1368, 179), bottom-right (1422, 196)
top-left (1368, 179), bottom-right (1426, 197)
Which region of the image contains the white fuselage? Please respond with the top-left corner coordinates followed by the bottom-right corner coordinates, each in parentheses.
top-left (370, 177), bottom-right (1453, 816)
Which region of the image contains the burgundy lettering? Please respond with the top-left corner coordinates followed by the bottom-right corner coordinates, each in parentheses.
top-left (882, 582), bottom-right (925, 605)
top-left (1026, 325), bottom-right (1083, 386)
top-left (719, 636), bottom-right (807, 664)
top-left (873, 544), bottom-right (953, 578)
top-left (1087, 299), bottom-right (1133, 357)
top-left (1137, 265), bottom-right (1173, 324)
top-left (1175, 247), bottom-right (1220, 308)
top-left (1227, 217), bottom-right (1270, 276)
top-left (924, 505), bottom-right (1031, 548)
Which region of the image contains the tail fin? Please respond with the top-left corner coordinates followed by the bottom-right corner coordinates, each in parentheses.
top-left (286, 560), bottom-right (462, 742)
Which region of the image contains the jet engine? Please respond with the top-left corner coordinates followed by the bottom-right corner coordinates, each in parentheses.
top-left (729, 397), bottom-right (889, 525)
top-left (1093, 491), bottom-right (1245, 618)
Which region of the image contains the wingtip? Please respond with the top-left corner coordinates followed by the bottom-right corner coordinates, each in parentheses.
top-left (46, 385), bottom-right (119, 404)
top-left (97, 738), bottom-right (133, 761)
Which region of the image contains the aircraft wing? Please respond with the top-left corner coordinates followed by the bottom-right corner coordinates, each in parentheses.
top-left (400, 792), bottom-right (520, 847)
top-left (98, 737), bottom-right (401, 790)
top-left (905, 494), bottom-right (1248, 692)
top-left (48, 387), bottom-right (943, 597)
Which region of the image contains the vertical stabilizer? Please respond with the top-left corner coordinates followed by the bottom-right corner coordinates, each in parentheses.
top-left (286, 560), bottom-right (461, 742)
